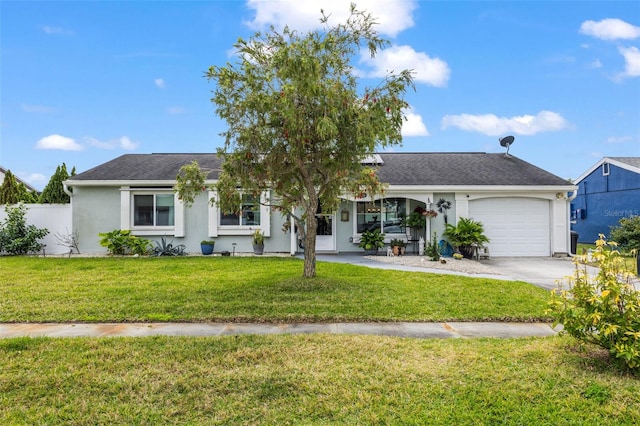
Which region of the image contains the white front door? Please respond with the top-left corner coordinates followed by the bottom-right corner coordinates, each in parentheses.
top-left (315, 213), bottom-right (336, 252)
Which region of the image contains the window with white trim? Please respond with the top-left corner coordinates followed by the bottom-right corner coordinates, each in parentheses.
top-left (356, 197), bottom-right (407, 234)
top-left (602, 162), bottom-right (610, 176)
top-left (220, 194), bottom-right (261, 226)
top-left (207, 190), bottom-right (271, 237)
top-left (120, 187), bottom-right (185, 237)
top-left (133, 194), bottom-right (175, 227)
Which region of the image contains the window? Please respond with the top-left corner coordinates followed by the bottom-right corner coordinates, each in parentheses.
top-left (220, 194), bottom-right (261, 226)
top-left (382, 198), bottom-right (406, 234)
top-left (120, 187), bottom-right (184, 237)
top-left (357, 200), bottom-right (380, 233)
top-left (602, 162), bottom-right (610, 176)
top-left (133, 193), bottom-right (175, 227)
top-left (208, 190), bottom-right (271, 237)
top-left (356, 198), bottom-right (406, 234)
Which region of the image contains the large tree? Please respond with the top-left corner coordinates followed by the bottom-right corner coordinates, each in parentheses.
top-left (0, 170), bottom-right (37, 204)
top-left (39, 163), bottom-right (75, 204)
top-left (178, 5), bottom-right (414, 277)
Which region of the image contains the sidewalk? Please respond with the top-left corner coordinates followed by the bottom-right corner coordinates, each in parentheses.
top-left (0, 322), bottom-right (560, 339)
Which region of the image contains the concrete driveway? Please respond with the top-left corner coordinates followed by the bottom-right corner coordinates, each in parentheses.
top-left (479, 256), bottom-right (598, 290)
top-left (316, 253), bottom-right (599, 290)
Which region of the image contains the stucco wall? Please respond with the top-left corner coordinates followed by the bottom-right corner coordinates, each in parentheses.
top-left (72, 186), bottom-right (122, 253)
top-left (72, 187), bottom-right (293, 254)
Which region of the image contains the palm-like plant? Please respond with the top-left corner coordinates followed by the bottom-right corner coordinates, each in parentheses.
top-left (443, 217), bottom-right (490, 259)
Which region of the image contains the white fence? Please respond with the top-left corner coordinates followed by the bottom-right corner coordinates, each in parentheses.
top-left (0, 204), bottom-right (72, 255)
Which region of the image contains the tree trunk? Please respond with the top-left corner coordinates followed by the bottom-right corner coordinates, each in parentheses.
top-left (303, 214), bottom-right (317, 278)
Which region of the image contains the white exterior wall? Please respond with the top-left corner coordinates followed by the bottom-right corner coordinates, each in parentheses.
top-left (0, 204), bottom-right (72, 255)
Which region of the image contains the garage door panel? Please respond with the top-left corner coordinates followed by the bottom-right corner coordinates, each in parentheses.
top-left (469, 198), bottom-right (550, 257)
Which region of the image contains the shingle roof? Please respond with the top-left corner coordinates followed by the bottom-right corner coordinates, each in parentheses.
top-left (69, 154), bottom-right (224, 181)
top-left (609, 157), bottom-right (640, 169)
top-left (68, 152), bottom-right (571, 186)
top-left (376, 152), bottom-right (570, 186)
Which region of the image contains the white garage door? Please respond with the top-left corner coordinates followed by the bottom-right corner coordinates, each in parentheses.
top-left (469, 198), bottom-right (550, 257)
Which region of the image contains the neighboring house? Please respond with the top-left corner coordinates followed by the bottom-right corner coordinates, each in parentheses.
top-left (0, 166), bottom-right (39, 193)
top-left (571, 157), bottom-right (640, 244)
top-left (64, 152), bottom-right (576, 257)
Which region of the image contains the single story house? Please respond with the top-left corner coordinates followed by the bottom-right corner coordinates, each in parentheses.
top-left (571, 157), bottom-right (640, 244)
top-left (64, 152), bottom-right (576, 257)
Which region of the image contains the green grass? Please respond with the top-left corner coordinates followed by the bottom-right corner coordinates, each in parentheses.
top-left (576, 243), bottom-right (638, 274)
top-left (0, 256), bottom-right (550, 323)
top-left (1, 334), bottom-right (638, 425)
top-left (1, 257), bottom-right (638, 424)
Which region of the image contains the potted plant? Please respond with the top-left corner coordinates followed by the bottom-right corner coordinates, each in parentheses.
top-left (200, 240), bottom-right (215, 255)
top-left (443, 217), bottom-right (490, 259)
top-left (389, 238), bottom-right (406, 256)
top-left (358, 229), bottom-right (385, 255)
top-left (422, 209), bottom-right (438, 218)
top-left (252, 229), bottom-right (265, 255)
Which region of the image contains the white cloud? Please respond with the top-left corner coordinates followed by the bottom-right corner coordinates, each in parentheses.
top-left (42, 25), bottom-right (74, 36)
top-left (616, 46), bottom-right (640, 79)
top-left (21, 104), bottom-right (56, 113)
top-left (360, 45), bottom-right (450, 87)
top-left (154, 78), bottom-right (165, 88)
top-left (441, 111), bottom-right (570, 136)
top-left (401, 108), bottom-right (429, 137)
top-left (118, 137), bottom-right (139, 150)
top-left (167, 106), bottom-right (186, 115)
top-left (25, 173), bottom-right (48, 187)
top-left (605, 135), bottom-right (633, 144)
top-left (245, 0), bottom-right (417, 37)
top-left (579, 18), bottom-right (640, 40)
top-left (87, 136), bottom-right (140, 151)
top-left (590, 59), bottom-right (602, 69)
top-left (36, 134), bottom-right (83, 151)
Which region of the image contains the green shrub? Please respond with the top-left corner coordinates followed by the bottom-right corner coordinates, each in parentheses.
top-left (358, 229), bottom-right (385, 251)
top-left (154, 236), bottom-right (186, 256)
top-left (0, 204), bottom-right (49, 255)
top-left (425, 232), bottom-right (440, 261)
top-left (610, 215), bottom-right (640, 253)
top-left (98, 229), bottom-right (152, 256)
top-left (548, 234), bottom-right (640, 372)
top-left (443, 217), bottom-right (489, 259)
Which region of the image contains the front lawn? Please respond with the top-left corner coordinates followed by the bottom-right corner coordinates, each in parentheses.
top-left (0, 256), bottom-right (549, 323)
top-left (1, 334), bottom-right (638, 424)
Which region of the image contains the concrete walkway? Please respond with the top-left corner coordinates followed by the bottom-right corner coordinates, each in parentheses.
top-left (0, 322), bottom-right (560, 339)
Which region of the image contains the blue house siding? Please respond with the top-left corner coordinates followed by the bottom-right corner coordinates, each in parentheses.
top-left (571, 163), bottom-right (640, 244)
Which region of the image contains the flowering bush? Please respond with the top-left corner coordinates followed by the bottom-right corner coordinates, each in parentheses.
top-left (547, 234), bottom-right (640, 372)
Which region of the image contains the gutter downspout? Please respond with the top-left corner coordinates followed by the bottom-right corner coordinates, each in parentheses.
top-left (63, 182), bottom-right (73, 198)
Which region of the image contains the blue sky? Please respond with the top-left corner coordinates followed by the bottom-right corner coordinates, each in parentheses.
top-left (1, 0), bottom-right (639, 190)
